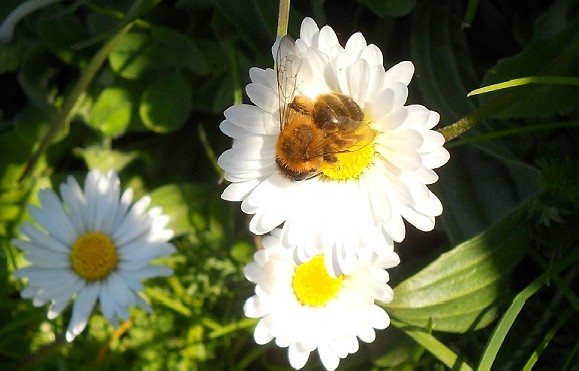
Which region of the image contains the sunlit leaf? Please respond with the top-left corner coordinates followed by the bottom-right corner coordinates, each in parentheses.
top-left (139, 71), bottom-right (192, 133)
top-left (386, 206), bottom-right (529, 332)
top-left (394, 321), bottom-right (474, 370)
top-left (467, 76), bottom-right (579, 96)
top-left (109, 33), bottom-right (170, 79)
top-left (149, 183), bottom-right (225, 239)
top-left (73, 147), bottom-right (138, 173)
top-left (88, 86), bottom-right (133, 136)
top-left (0, 128), bottom-right (37, 235)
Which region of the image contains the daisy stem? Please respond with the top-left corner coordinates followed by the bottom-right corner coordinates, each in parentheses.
top-left (437, 91), bottom-right (518, 143)
top-left (276, 0), bottom-right (291, 37)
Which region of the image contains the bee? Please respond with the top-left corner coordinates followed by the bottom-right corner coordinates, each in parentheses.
top-left (274, 38), bottom-right (377, 181)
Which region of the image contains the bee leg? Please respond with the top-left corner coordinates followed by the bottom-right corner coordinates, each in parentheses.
top-left (323, 146), bottom-right (338, 163)
top-left (323, 154), bottom-right (338, 163)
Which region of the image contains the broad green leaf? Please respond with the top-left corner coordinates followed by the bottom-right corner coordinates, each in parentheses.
top-left (360, 0), bottom-right (417, 17)
top-left (88, 86), bottom-right (133, 136)
top-left (386, 206), bottom-right (529, 332)
top-left (139, 71), bottom-right (192, 133)
top-left (479, 0), bottom-right (579, 118)
top-left (73, 147), bottom-right (138, 174)
top-left (411, 0), bottom-right (541, 243)
top-left (149, 183), bottom-right (225, 240)
top-left (109, 33), bottom-right (170, 79)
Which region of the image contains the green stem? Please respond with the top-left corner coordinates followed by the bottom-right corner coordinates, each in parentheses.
top-left (277, 0), bottom-right (291, 37)
top-left (18, 22), bottom-right (133, 182)
top-left (437, 89), bottom-right (519, 142)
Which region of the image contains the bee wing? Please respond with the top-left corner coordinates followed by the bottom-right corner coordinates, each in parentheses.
top-left (275, 36), bottom-right (304, 130)
top-left (306, 118), bottom-right (376, 157)
top-left (319, 117), bottom-right (366, 133)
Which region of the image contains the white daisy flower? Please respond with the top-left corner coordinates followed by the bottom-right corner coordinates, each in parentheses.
top-left (244, 229), bottom-right (400, 371)
top-left (219, 17), bottom-right (449, 276)
top-left (13, 169), bottom-right (176, 342)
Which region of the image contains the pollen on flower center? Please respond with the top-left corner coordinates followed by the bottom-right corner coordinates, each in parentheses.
top-left (292, 255), bottom-right (344, 307)
top-left (70, 231), bottom-right (118, 281)
top-left (320, 140), bottom-right (376, 180)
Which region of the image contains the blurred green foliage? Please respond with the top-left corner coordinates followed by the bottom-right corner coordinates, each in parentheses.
top-left (0, 0), bottom-right (578, 370)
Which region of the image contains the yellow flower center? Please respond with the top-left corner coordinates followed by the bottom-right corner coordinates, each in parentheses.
top-left (320, 142), bottom-right (376, 180)
top-left (70, 231), bottom-right (118, 281)
top-left (292, 255), bottom-right (344, 307)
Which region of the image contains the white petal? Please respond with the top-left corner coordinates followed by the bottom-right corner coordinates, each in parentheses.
top-left (318, 344), bottom-right (340, 371)
top-left (345, 32), bottom-right (367, 58)
top-left (224, 104), bottom-right (278, 135)
top-left (246, 82), bottom-right (278, 114)
top-left (65, 283), bottom-right (100, 341)
top-left (60, 175), bottom-right (87, 234)
top-left (254, 319), bottom-right (273, 345)
top-left (221, 179), bottom-right (263, 201)
top-left (299, 17), bottom-right (319, 46)
top-left (383, 61), bottom-right (414, 86)
top-left (288, 343), bottom-right (310, 370)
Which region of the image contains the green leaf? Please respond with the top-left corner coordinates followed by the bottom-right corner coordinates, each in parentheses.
top-left (477, 248), bottom-right (579, 370)
top-left (479, 0), bottom-right (579, 118)
top-left (139, 71), bottom-right (192, 133)
top-left (109, 33), bottom-right (170, 79)
top-left (394, 320), bottom-right (474, 370)
top-left (411, 0), bottom-right (541, 243)
top-left (148, 183), bottom-right (225, 239)
top-left (359, 0), bottom-right (417, 17)
top-left (88, 86), bottom-right (133, 136)
top-left (386, 206), bottom-right (530, 332)
top-left (73, 147), bottom-right (138, 174)
top-left (0, 128), bottom-right (37, 235)
top-left (468, 76), bottom-right (579, 96)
